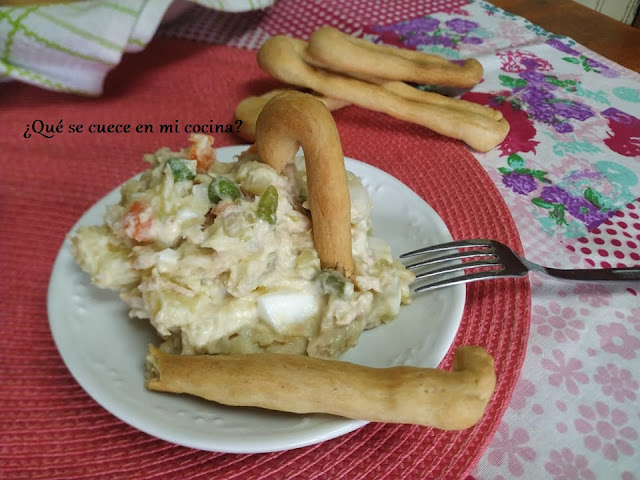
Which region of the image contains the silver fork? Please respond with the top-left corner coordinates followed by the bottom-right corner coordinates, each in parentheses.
top-left (400, 239), bottom-right (640, 293)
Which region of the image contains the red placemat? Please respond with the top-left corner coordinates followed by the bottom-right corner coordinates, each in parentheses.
top-left (0, 40), bottom-right (530, 480)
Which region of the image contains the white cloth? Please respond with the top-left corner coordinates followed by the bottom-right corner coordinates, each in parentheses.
top-left (0, 0), bottom-right (273, 95)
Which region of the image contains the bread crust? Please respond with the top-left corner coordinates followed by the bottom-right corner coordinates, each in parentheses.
top-left (257, 35), bottom-right (509, 152)
top-left (307, 26), bottom-right (484, 88)
top-left (234, 88), bottom-right (349, 142)
top-left (146, 345), bottom-right (496, 430)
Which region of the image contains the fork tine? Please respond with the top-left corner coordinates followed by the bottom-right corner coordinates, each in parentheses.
top-left (413, 259), bottom-right (502, 280)
top-left (414, 270), bottom-right (505, 293)
top-left (406, 249), bottom-right (497, 270)
top-left (400, 239), bottom-right (493, 259)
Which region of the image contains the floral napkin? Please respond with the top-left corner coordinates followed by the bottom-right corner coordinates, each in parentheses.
top-left (0, 0), bottom-right (273, 95)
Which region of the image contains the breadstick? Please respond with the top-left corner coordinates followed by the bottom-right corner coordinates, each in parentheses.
top-left (234, 88), bottom-right (350, 142)
top-left (254, 90), bottom-right (354, 278)
top-left (307, 26), bottom-right (483, 88)
top-left (257, 36), bottom-right (509, 152)
top-left (146, 345), bottom-right (496, 430)
top-left (381, 81), bottom-right (504, 122)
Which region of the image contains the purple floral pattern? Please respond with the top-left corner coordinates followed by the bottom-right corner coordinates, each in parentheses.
top-left (499, 153), bottom-right (550, 194)
top-left (496, 70), bottom-right (596, 134)
top-left (547, 38), bottom-right (621, 78)
top-left (495, 156), bottom-right (636, 234)
top-left (364, 3), bottom-right (640, 479)
top-left (495, 153), bottom-right (617, 231)
top-left (535, 185), bottom-right (616, 230)
top-left (368, 15), bottom-right (485, 52)
top-left (457, 32), bottom-right (636, 239)
top-left (502, 172), bottom-right (538, 195)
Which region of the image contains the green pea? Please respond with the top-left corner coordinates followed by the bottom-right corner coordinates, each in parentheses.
top-left (257, 185), bottom-right (278, 224)
top-left (208, 176), bottom-right (241, 204)
top-left (317, 269), bottom-right (347, 297)
top-left (168, 158), bottom-right (195, 182)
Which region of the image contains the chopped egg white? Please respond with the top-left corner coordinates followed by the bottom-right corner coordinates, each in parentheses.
top-left (257, 291), bottom-right (321, 333)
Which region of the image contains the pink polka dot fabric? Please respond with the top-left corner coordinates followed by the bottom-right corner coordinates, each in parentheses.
top-left (159, 0), bottom-right (469, 47)
top-left (568, 200), bottom-right (640, 270)
top-left (260, 0), bottom-right (469, 39)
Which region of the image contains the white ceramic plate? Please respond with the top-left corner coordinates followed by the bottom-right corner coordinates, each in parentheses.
top-left (47, 145), bottom-right (465, 453)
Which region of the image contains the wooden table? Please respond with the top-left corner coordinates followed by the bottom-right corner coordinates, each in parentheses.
top-left (492, 0), bottom-right (640, 73)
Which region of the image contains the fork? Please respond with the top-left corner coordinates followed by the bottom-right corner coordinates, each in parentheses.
top-left (400, 239), bottom-right (640, 293)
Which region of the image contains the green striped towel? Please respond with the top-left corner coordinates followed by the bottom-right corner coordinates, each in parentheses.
top-left (0, 0), bottom-right (272, 95)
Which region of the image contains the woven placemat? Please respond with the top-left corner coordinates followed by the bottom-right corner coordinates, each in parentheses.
top-left (0, 40), bottom-right (530, 480)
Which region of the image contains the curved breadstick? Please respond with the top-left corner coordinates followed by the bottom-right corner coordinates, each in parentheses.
top-left (257, 36), bottom-right (509, 152)
top-left (307, 26), bottom-right (483, 88)
top-left (234, 88), bottom-right (350, 142)
top-left (254, 90), bottom-right (354, 278)
top-left (146, 345), bottom-right (496, 430)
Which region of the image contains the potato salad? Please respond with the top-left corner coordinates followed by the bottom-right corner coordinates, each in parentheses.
top-left (72, 135), bottom-right (414, 359)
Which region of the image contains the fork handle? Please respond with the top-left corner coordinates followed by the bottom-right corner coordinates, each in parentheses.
top-left (541, 266), bottom-right (640, 282)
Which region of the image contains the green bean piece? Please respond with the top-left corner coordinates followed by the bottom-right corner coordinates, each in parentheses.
top-left (168, 158), bottom-right (195, 182)
top-left (208, 176), bottom-right (241, 204)
top-left (257, 185), bottom-right (278, 224)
